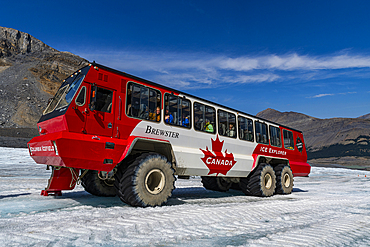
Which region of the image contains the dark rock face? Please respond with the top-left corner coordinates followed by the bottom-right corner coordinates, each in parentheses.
top-left (0, 26), bottom-right (89, 129)
top-left (257, 108), bottom-right (370, 167)
top-left (0, 27), bottom-right (55, 57)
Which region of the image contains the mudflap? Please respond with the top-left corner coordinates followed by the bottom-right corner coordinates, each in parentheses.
top-left (41, 167), bottom-right (80, 196)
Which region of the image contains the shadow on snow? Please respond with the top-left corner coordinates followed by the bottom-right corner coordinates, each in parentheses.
top-left (0, 193), bottom-right (31, 199)
top-left (60, 187), bottom-right (308, 207)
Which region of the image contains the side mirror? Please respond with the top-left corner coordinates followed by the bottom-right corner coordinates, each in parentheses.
top-left (89, 85), bottom-right (97, 111)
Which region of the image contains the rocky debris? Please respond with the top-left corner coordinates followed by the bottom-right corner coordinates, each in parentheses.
top-left (0, 26), bottom-right (88, 129)
top-left (0, 127), bottom-right (39, 148)
top-left (309, 156), bottom-right (370, 170)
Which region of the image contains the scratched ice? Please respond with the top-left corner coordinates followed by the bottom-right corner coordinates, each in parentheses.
top-left (1, 147), bottom-right (370, 246)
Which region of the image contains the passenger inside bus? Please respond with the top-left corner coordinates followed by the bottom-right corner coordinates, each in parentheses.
top-left (165, 108), bottom-right (173, 124)
top-left (205, 120), bottom-right (213, 132)
top-left (226, 123), bottom-right (236, 138)
top-left (140, 104), bottom-right (149, 119)
top-left (242, 130), bottom-right (254, 141)
top-left (194, 116), bottom-right (202, 130)
top-left (131, 101), bottom-right (140, 117)
top-left (95, 87), bottom-right (113, 113)
top-left (182, 116), bottom-right (189, 127)
top-left (149, 107), bottom-right (161, 122)
top-left (256, 133), bottom-right (262, 143)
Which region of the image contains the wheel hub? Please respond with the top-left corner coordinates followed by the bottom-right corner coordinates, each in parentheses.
top-left (283, 173), bottom-right (291, 188)
top-left (145, 169), bottom-right (165, 194)
top-left (264, 173), bottom-right (272, 189)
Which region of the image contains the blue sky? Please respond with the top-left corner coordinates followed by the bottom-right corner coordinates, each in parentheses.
top-left (2, 0), bottom-right (370, 118)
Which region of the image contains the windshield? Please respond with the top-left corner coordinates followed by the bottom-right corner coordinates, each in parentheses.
top-left (43, 73), bottom-right (85, 115)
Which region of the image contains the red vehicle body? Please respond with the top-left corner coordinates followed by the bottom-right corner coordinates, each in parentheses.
top-left (28, 63), bottom-right (311, 206)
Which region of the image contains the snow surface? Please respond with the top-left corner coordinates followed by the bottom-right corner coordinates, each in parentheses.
top-left (1, 147), bottom-right (370, 246)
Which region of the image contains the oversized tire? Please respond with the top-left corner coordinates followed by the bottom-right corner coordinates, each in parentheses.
top-left (201, 176), bottom-right (232, 192)
top-left (274, 164), bottom-right (293, 194)
top-left (240, 163), bottom-right (276, 197)
top-left (113, 154), bottom-right (140, 202)
top-left (231, 182), bottom-right (241, 190)
top-left (115, 153), bottom-right (175, 207)
top-left (81, 170), bottom-right (116, 197)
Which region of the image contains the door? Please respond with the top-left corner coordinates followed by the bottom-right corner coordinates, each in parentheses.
top-left (85, 85), bottom-right (115, 137)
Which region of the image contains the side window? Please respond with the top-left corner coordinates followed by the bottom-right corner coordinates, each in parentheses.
top-left (270, 126), bottom-right (281, 147)
top-left (218, 110), bottom-right (236, 138)
top-left (126, 82), bottom-right (161, 122)
top-left (164, 94), bottom-right (191, 128)
top-left (149, 89), bottom-right (161, 122)
top-left (255, 121), bottom-right (269, 144)
top-left (93, 87), bottom-right (113, 113)
top-left (75, 86), bottom-right (86, 106)
top-left (65, 74), bottom-right (85, 103)
top-left (139, 87), bottom-right (149, 119)
top-left (194, 102), bottom-right (216, 134)
top-left (181, 99), bottom-right (191, 128)
top-left (283, 130), bottom-right (294, 150)
top-left (238, 116), bottom-right (254, 142)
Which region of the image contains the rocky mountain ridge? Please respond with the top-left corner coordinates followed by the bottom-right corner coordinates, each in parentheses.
top-left (358, 113), bottom-right (370, 119)
top-left (0, 26), bottom-right (88, 128)
top-left (257, 108), bottom-right (370, 168)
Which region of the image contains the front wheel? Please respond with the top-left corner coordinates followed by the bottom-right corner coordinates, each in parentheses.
top-left (81, 170), bottom-right (116, 197)
top-left (115, 153), bottom-right (175, 207)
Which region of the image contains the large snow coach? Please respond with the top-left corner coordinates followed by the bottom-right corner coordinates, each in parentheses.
top-left (28, 63), bottom-right (311, 207)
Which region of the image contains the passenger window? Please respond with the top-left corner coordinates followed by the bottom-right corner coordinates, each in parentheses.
top-left (149, 89), bottom-right (161, 122)
top-left (270, 126), bottom-right (281, 147)
top-left (164, 94), bottom-right (191, 128)
top-left (283, 130), bottom-right (294, 150)
top-left (93, 87), bottom-right (113, 113)
top-left (194, 102), bottom-right (216, 134)
top-left (255, 121), bottom-right (269, 144)
top-left (75, 86), bottom-right (86, 106)
top-left (139, 87), bottom-right (149, 119)
top-left (218, 110), bottom-right (236, 138)
top-left (126, 82), bottom-right (161, 122)
top-left (238, 116), bottom-right (254, 142)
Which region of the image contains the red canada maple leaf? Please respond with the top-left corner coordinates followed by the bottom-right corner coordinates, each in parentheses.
top-left (200, 135), bottom-right (237, 176)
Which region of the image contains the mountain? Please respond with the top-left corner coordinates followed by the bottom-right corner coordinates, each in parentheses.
top-left (0, 26), bottom-right (88, 129)
top-left (358, 113), bottom-right (370, 119)
top-left (257, 108), bottom-right (370, 168)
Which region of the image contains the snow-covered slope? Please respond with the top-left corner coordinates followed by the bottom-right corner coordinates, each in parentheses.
top-left (1, 147), bottom-right (370, 246)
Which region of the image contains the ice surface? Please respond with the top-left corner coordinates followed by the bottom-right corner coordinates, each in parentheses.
top-left (1, 147), bottom-right (370, 246)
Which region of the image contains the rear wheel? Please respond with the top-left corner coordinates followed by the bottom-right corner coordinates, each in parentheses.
top-left (81, 170), bottom-right (116, 197)
top-left (240, 163), bottom-right (276, 197)
top-left (115, 153), bottom-right (175, 207)
top-left (201, 176), bottom-right (232, 192)
top-left (274, 164), bottom-right (293, 194)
